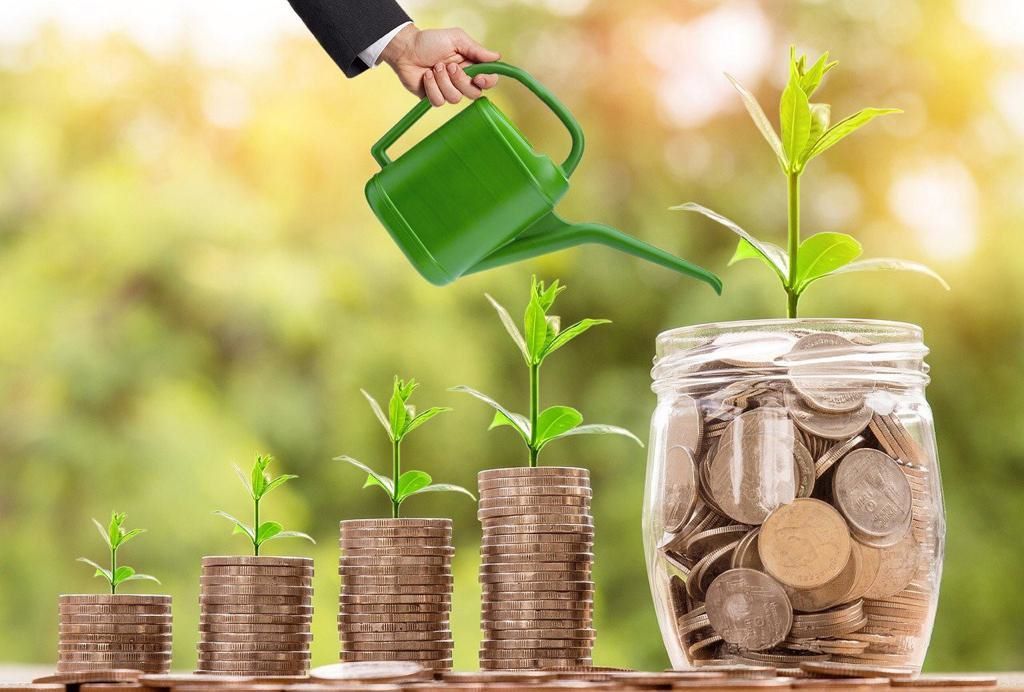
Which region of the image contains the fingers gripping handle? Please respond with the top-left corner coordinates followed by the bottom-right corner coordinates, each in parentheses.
top-left (370, 62), bottom-right (585, 176)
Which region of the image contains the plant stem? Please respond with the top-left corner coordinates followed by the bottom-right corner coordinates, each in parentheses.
top-left (529, 363), bottom-right (540, 468)
top-left (253, 496), bottom-right (260, 556)
top-left (392, 439), bottom-right (402, 518)
top-left (110, 543), bottom-right (117, 595)
top-left (786, 171), bottom-right (801, 318)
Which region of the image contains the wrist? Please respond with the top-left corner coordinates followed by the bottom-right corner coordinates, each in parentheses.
top-left (381, 24), bottom-right (418, 67)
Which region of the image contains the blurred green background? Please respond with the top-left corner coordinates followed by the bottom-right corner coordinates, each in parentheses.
top-left (1, 0), bottom-right (1022, 674)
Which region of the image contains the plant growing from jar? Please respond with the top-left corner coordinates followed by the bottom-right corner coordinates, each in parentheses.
top-left (452, 276), bottom-right (642, 467)
top-left (336, 377), bottom-right (476, 518)
top-left (674, 48), bottom-right (947, 317)
top-left (78, 512), bottom-right (160, 594)
top-left (214, 454), bottom-right (315, 556)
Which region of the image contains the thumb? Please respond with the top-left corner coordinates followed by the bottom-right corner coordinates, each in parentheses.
top-left (453, 29), bottom-right (500, 63)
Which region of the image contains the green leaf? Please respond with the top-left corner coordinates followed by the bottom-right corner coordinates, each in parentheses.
top-left (805, 108), bottom-right (902, 162)
top-left (725, 73), bottom-right (786, 169)
top-left (486, 293), bottom-right (529, 363)
top-left (558, 424), bottom-right (645, 447)
top-left (108, 512), bottom-right (124, 550)
top-left (334, 455), bottom-right (395, 499)
top-left (388, 377), bottom-right (411, 440)
top-left (803, 103), bottom-right (830, 162)
top-left (401, 406), bottom-right (451, 439)
top-left (118, 573), bottom-right (161, 585)
top-left (78, 557), bottom-right (112, 584)
top-left (780, 77), bottom-right (811, 169)
top-left (541, 318), bottom-right (610, 359)
top-left (264, 530), bottom-right (316, 544)
top-left (489, 410), bottom-right (532, 438)
top-left (360, 389), bottom-right (394, 441)
top-left (233, 464), bottom-right (253, 499)
top-left (395, 470), bottom-right (433, 502)
top-left (402, 483), bottom-right (477, 502)
top-left (728, 238), bottom-right (791, 282)
top-left (523, 293), bottom-right (548, 363)
top-left (251, 458), bottom-right (267, 499)
top-left (256, 521), bottom-right (283, 544)
top-left (111, 565), bottom-right (135, 587)
top-left (213, 510), bottom-right (256, 542)
top-left (799, 52), bottom-right (835, 97)
top-left (92, 518), bottom-right (112, 549)
top-left (262, 474), bottom-right (297, 498)
top-left (534, 406), bottom-right (583, 447)
top-left (794, 232), bottom-right (862, 290)
top-left (450, 386), bottom-right (530, 443)
top-left (116, 528), bottom-right (145, 549)
top-left (673, 203), bottom-right (789, 281)
top-left (818, 257), bottom-right (950, 290)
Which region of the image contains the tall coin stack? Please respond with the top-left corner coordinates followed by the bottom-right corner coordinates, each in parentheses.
top-left (57, 594), bottom-right (172, 673)
top-left (339, 519), bottom-right (455, 670)
top-left (197, 556), bottom-right (313, 676)
top-left (478, 467), bottom-right (596, 670)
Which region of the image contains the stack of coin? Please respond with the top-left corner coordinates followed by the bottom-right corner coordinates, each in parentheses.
top-left (57, 594), bottom-right (172, 673)
top-left (651, 331), bottom-right (941, 672)
top-left (338, 519), bottom-right (454, 670)
top-left (478, 467), bottom-right (595, 670)
top-left (197, 556), bottom-right (313, 676)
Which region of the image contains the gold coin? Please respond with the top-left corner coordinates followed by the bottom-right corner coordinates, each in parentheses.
top-left (760, 498), bottom-right (852, 589)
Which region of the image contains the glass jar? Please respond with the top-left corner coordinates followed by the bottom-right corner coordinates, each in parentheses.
top-left (642, 319), bottom-right (945, 673)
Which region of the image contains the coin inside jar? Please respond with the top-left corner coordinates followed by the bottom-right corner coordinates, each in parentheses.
top-left (704, 568), bottom-right (793, 651)
top-left (759, 498), bottom-right (852, 589)
top-left (833, 449), bottom-right (913, 543)
top-left (663, 445), bottom-right (698, 533)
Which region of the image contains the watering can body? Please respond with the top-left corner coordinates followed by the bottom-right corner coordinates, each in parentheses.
top-left (365, 62), bottom-right (721, 292)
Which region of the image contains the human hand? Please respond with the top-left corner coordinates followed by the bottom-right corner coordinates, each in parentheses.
top-left (380, 25), bottom-right (500, 107)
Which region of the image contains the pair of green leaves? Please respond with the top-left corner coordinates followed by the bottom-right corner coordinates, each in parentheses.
top-left (214, 454), bottom-right (315, 555)
top-left (735, 48), bottom-right (900, 176)
top-left (489, 277), bottom-right (609, 367)
top-left (78, 511), bottom-right (159, 593)
top-left (674, 48), bottom-right (948, 310)
top-left (453, 278), bottom-right (642, 466)
top-left (337, 377), bottom-right (475, 517)
top-left (361, 376), bottom-right (450, 444)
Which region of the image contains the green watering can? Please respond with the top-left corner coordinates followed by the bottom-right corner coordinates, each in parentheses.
top-left (365, 62), bottom-right (721, 292)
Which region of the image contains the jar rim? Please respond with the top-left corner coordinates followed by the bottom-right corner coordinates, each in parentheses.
top-left (657, 318), bottom-right (923, 349)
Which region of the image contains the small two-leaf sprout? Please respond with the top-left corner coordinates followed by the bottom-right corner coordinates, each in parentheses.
top-left (336, 377), bottom-right (475, 519)
top-left (215, 454), bottom-right (315, 556)
top-left (78, 512), bottom-right (160, 595)
top-left (453, 277), bottom-right (643, 468)
top-left (674, 47), bottom-right (947, 318)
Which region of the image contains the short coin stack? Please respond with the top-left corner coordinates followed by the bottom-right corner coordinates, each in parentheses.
top-left (338, 518), bottom-right (454, 670)
top-left (57, 594), bottom-right (172, 673)
top-left (478, 467), bottom-right (596, 670)
top-left (197, 556), bottom-right (313, 676)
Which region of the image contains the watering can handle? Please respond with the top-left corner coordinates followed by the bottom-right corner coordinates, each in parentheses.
top-left (370, 61), bottom-right (585, 176)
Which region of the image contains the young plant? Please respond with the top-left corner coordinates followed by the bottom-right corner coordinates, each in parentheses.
top-left (452, 277), bottom-right (643, 468)
top-left (674, 47), bottom-right (947, 318)
top-left (336, 377), bottom-right (475, 519)
top-left (78, 512), bottom-right (160, 595)
top-left (214, 454), bottom-right (315, 556)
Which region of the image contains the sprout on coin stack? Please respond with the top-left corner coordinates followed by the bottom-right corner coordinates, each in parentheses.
top-left (453, 277), bottom-right (643, 670)
top-left (335, 377), bottom-right (475, 671)
top-left (59, 512), bottom-right (171, 673)
top-left (198, 454), bottom-right (315, 676)
top-left (643, 48), bottom-right (947, 677)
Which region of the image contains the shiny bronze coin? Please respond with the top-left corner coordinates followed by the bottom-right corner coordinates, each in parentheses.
top-left (59, 595), bottom-right (169, 605)
top-left (800, 661), bottom-right (915, 679)
top-left (479, 467), bottom-right (589, 480)
top-left (338, 602), bottom-right (448, 614)
top-left (339, 528), bottom-right (452, 540)
top-left (201, 556), bottom-right (312, 568)
top-left (480, 639), bottom-right (596, 651)
top-left (340, 518), bottom-right (450, 529)
top-left (479, 570), bottom-right (590, 584)
top-left (486, 628), bottom-right (595, 640)
top-left (338, 619), bottom-right (448, 633)
top-left (201, 585), bottom-right (313, 595)
top-left (200, 575), bottom-right (312, 586)
top-left (478, 476), bottom-right (592, 492)
top-left (481, 580), bottom-right (594, 592)
top-left (480, 514), bottom-right (593, 527)
top-left (341, 574), bottom-right (452, 586)
top-left (480, 647), bottom-right (592, 659)
top-left (480, 560), bottom-right (592, 573)
top-left (862, 533), bottom-right (921, 599)
top-left (340, 555), bottom-right (450, 567)
top-left (197, 631), bottom-right (312, 642)
top-left (199, 612), bottom-right (312, 624)
top-left (889, 675), bottom-right (997, 687)
top-left (59, 623), bottom-right (172, 634)
top-left (479, 485), bottom-right (593, 500)
top-left (199, 604), bottom-right (313, 615)
top-left (341, 630), bottom-right (451, 644)
top-left (339, 537), bottom-right (451, 549)
top-left (760, 498), bottom-right (852, 589)
top-left (341, 546), bottom-right (455, 558)
top-left (59, 614), bottom-right (172, 624)
top-left (199, 623), bottom-right (310, 634)
top-left (199, 595), bottom-right (309, 606)
top-left (34, 670), bottom-right (143, 684)
top-left (339, 585), bottom-right (451, 596)
top-left (479, 495), bottom-right (590, 509)
top-left (201, 566), bottom-right (313, 578)
top-left (339, 593), bottom-right (450, 604)
top-left (309, 660), bottom-right (429, 682)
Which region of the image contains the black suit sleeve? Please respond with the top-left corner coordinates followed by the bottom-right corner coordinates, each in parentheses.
top-left (287, 0), bottom-right (411, 78)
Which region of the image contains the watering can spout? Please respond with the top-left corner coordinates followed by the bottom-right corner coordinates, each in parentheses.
top-left (466, 214), bottom-right (723, 294)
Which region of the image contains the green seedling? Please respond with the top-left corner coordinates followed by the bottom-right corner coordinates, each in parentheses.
top-left (215, 454), bottom-right (315, 556)
top-left (78, 511), bottom-right (160, 594)
top-left (337, 377), bottom-right (475, 519)
top-left (453, 276), bottom-right (643, 467)
top-left (674, 47), bottom-right (947, 317)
